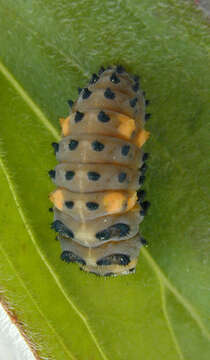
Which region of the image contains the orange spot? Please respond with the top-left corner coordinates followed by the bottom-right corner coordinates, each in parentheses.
top-left (103, 192), bottom-right (126, 213)
top-left (117, 114), bottom-right (136, 139)
top-left (49, 189), bottom-right (64, 211)
top-left (59, 116), bottom-right (70, 136)
top-left (134, 129), bottom-right (150, 148)
top-left (126, 192), bottom-right (137, 211)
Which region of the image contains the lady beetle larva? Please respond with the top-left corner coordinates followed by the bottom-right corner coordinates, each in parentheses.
top-left (48, 65), bottom-right (150, 276)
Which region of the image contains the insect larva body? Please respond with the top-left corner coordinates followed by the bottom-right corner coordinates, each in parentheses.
top-left (49, 65), bottom-right (150, 276)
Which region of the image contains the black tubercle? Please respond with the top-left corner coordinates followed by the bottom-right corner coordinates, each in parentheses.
top-left (116, 65), bottom-right (125, 73)
top-left (96, 223), bottom-right (130, 241)
top-left (67, 99), bottom-right (74, 108)
top-left (132, 82), bottom-right (139, 92)
top-left (145, 113), bottom-right (151, 121)
top-left (65, 171), bottom-right (75, 180)
top-left (133, 75), bottom-right (140, 82)
top-left (90, 73), bottom-right (99, 84)
top-left (142, 153), bottom-right (149, 161)
top-left (142, 91), bottom-right (146, 97)
top-left (92, 140), bottom-right (104, 151)
top-left (78, 87), bottom-right (82, 94)
top-left (140, 163), bottom-right (147, 174)
top-left (118, 172), bottom-right (127, 183)
top-left (145, 99), bottom-right (150, 106)
top-left (139, 175), bottom-right (145, 185)
top-left (88, 171), bottom-right (100, 181)
top-left (97, 254), bottom-right (130, 266)
top-left (61, 250), bottom-right (86, 265)
top-left (141, 237), bottom-right (148, 246)
top-left (121, 144), bottom-right (130, 156)
top-left (86, 202), bottom-right (99, 210)
top-left (98, 66), bottom-right (105, 75)
top-left (51, 220), bottom-right (74, 238)
top-left (104, 88), bottom-right (115, 99)
top-left (82, 88), bottom-right (92, 99)
top-left (48, 169), bottom-right (55, 179)
top-left (68, 139), bottom-right (79, 150)
top-left (51, 142), bottom-right (59, 154)
top-left (48, 207), bottom-right (53, 212)
top-left (129, 97), bottom-right (138, 108)
top-left (75, 111), bottom-right (84, 123)
top-left (140, 201), bottom-right (150, 216)
top-left (65, 201), bottom-right (74, 209)
top-left (98, 110), bottom-right (110, 123)
top-left (137, 189), bottom-right (146, 202)
top-left (110, 72), bottom-right (120, 84)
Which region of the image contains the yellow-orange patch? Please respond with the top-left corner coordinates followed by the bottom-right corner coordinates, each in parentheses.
top-left (134, 129), bottom-right (150, 148)
top-left (117, 114), bottom-right (136, 139)
top-left (49, 188), bottom-right (64, 210)
top-left (103, 192), bottom-right (126, 213)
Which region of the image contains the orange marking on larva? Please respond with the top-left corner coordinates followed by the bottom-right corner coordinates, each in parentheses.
top-left (103, 192), bottom-right (126, 213)
top-left (134, 129), bottom-right (150, 148)
top-left (126, 192), bottom-right (137, 211)
top-left (49, 189), bottom-right (64, 211)
top-left (59, 116), bottom-right (70, 136)
top-left (117, 114), bottom-right (136, 139)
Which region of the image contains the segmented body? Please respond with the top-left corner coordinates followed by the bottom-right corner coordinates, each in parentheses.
top-left (49, 65), bottom-right (150, 276)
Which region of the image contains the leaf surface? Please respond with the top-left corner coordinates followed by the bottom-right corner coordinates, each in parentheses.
top-left (0, 0), bottom-right (209, 359)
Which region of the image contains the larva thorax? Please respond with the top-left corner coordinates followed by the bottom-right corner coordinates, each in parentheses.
top-left (49, 65), bottom-right (150, 276)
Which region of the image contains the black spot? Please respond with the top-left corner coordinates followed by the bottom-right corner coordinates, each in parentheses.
top-left (111, 223), bottom-right (130, 237)
top-left (48, 207), bottom-right (53, 212)
top-left (86, 202), bottom-right (99, 210)
top-left (129, 268), bottom-right (135, 273)
top-left (104, 272), bottom-right (114, 277)
top-left (82, 88), bottom-right (92, 99)
top-left (90, 73), bottom-right (99, 84)
top-left (65, 201), bottom-right (74, 209)
top-left (65, 171), bottom-right (75, 180)
top-left (51, 220), bottom-right (74, 238)
top-left (91, 140), bottom-right (104, 151)
top-left (118, 172), bottom-right (127, 183)
top-left (104, 88), bottom-right (115, 99)
top-left (145, 113), bottom-right (151, 121)
top-left (98, 66), bottom-right (105, 75)
top-left (60, 250), bottom-right (86, 265)
top-left (98, 110), bottom-right (110, 123)
top-left (133, 75), bottom-right (140, 82)
top-left (96, 229), bottom-right (111, 241)
top-left (132, 82), bottom-right (139, 92)
top-left (88, 171), bottom-right (100, 181)
top-left (145, 99), bottom-right (150, 106)
top-left (68, 139), bottom-right (79, 150)
top-left (67, 99), bottom-right (74, 108)
top-left (51, 142), bottom-right (59, 153)
top-left (137, 190), bottom-right (146, 202)
top-left (139, 175), bottom-right (145, 184)
top-left (110, 72), bottom-right (120, 84)
top-left (140, 201), bottom-right (150, 212)
top-left (75, 111), bottom-right (84, 123)
top-left (140, 163), bottom-right (147, 174)
top-left (78, 87), bottom-right (82, 94)
top-left (97, 254), bottom-right (130, 266)
top-left (48, 169), bottom-right (55, 179)
top-left (130, 97), bottom-right (138, 108)
top-left (121, 144), bottom-right (130, 156)
top-left (141, 237), bottom-right (148, 246)
top-left (116, 65), bottom-right (125, 73)
top-left (142, 153), bottom-right (149, 161)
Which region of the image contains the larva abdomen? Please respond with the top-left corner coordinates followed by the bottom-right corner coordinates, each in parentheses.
top-left (49, 65), bottom-right (150, 276)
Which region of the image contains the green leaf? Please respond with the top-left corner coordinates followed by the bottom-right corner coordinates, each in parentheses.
top-left (0, 0), bottom-right (209, 359)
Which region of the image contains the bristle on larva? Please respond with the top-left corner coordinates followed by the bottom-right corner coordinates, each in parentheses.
top-left (49, 65), bottom-right (150, 276)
